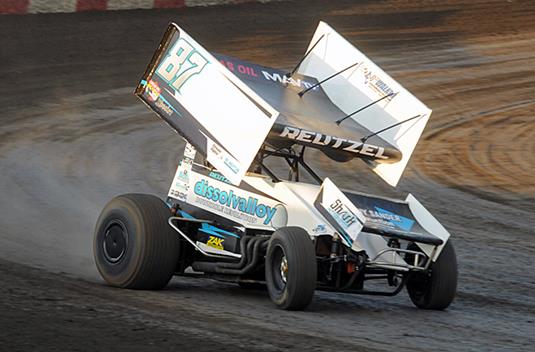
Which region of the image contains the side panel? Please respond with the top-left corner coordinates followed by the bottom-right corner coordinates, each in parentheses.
top-left (136, 23), bottom-right (278, 185)
top-left (297, 21), bottom-right (431, 187)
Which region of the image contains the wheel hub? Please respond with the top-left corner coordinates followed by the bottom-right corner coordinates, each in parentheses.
top-left (103, 222), bottom-right (127, 263)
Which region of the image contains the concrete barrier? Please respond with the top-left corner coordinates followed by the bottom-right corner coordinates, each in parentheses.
top-left (0, 0), bottom-right (280, 14)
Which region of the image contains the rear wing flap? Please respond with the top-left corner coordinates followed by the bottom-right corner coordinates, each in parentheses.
top-left (343, 189), bottom-right (450, 260)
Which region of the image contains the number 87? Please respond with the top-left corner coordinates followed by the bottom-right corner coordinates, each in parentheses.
top-left (157, 38), bottom-right (208, 91)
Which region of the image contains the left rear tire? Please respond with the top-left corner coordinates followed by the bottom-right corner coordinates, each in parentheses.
top-left (93, 193), bottom-right (179, 290)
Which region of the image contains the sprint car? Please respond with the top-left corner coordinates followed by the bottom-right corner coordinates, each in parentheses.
top-left (93, 22), bottom-right (457, 310)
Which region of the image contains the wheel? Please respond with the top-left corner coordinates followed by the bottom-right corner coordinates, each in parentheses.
top-left (265, 227), bottom-right (317, 310)
top-left (406, 240), bottom-right (457, 310)
top-left (93, 193), bottom-right (179, 290)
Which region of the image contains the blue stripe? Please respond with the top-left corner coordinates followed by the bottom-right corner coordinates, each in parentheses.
top-left (199, 228), bottom-right (226, 238)
top-left (203, 224), bottom-right (239, 238)
top-left (179, 211), bottom-right (240, 238)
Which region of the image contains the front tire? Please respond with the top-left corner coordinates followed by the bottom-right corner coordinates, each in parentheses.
top-left (93, 193), bottom-right (179, 290)
top-left (265, 227), bottom-right (317, 310)
top-left (406, 240), bottom-right (457, 310)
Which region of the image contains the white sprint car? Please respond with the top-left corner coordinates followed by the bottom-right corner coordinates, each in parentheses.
top-left (93, 22), bottom-right (457, 310)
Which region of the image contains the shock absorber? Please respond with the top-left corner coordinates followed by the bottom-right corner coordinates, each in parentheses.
top-left (330, 233), bottom-right (341, 259)
top-left (327, 233), bottom-right (341, 283)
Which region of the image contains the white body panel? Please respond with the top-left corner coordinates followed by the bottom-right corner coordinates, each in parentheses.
top-left (169, 164), bottom-right (450, 265)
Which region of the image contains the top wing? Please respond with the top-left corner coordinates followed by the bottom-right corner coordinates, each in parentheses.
top-left (137, 21), bottom-right (429, 187)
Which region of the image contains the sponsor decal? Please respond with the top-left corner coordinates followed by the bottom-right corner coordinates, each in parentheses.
top-left (219, 59), bottom-right (259, 77)
top-left (169, 161), bottom-right (190, 201)
top-left (312, 224), bottom-right (327, 234)
top-left (209, 171), bottom-right (231, 184)
top-left (315, 178), bottom-right (365, 246)
top-left (169, 189), bottom-right (187, 201)
top-left (205, 137), bottom-right (243, 182)
top-left (193, 179), bottom-right (277, 226)
top-left (261, 70), bottom-right (317, 90)
top-left (361, 66), bottom-right (396, 101)
top-left (210, 143), bottom-right (222, 156)
top-left (217, 57), bottom-right (317, 91)
top-left (330, 199), bottom-right (360, 228)
top-left (146, 79), bottom-right (161, 102)
top-left (140, 79), bottom-right (180, 117)
top-left (206, 236), bottom-right (225, 250)
top-left (224, 157), bottom-right (239, 174)
top-left (360, 206), bottom-right (415, 232)
top-left (176, 162), bottom-right (190, 185)
top-left (156, 37), bottom-right (209, 93)
top-left (168, 143), bottom-right (196, 202)
top-left (154, 96), bottom-right (175, 116)
top-left (280, 126), bottom-right (389, 160)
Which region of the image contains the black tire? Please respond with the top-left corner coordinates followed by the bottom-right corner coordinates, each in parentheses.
top-left (265, 227), bottom-right (317, 310)
top-left (406, 240), bottom-right (457, 310)
top-left (93, 193), bottom-right (179, 290)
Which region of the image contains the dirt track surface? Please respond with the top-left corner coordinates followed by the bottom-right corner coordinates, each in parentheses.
top-left (1, 1), bottom-right (534, 351)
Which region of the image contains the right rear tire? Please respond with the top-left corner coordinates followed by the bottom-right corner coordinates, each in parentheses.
top-left (406, 240), bottom-right (457, 310)
top-left (265, 227), bottom-right (317, 310)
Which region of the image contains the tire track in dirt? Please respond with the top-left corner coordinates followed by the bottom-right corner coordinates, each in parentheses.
top-left (411, 35), bottom-right (535, 209)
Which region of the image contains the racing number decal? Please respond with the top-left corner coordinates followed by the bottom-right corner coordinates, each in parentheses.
top-left (156, 38), bottom-right (208, 91)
